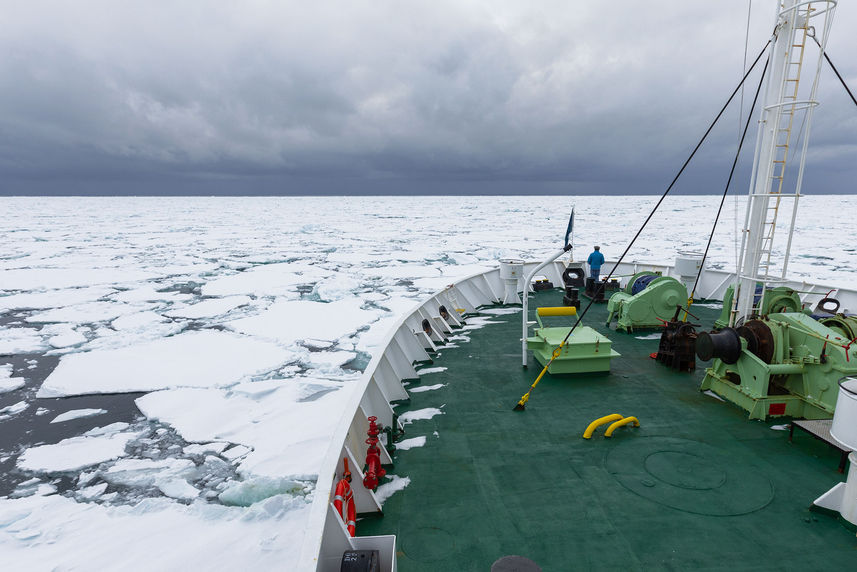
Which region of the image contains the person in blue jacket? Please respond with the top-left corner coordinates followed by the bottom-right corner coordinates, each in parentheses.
top-left (587, 246), bottom-right (604, 282)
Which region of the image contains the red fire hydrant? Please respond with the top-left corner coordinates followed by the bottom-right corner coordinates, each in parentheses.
top-left (363, 436), bottom-right (386, 489)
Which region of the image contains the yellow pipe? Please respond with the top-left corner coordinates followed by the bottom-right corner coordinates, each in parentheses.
top-left (583, 414), bottom-right (624, 439)
top-left (604, 416), bottom-right (640, 438)
top-left (536, 306), bottom-right (577, 317)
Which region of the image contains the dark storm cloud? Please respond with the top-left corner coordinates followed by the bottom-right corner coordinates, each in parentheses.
top-left (1, 0), bottom-right (855, 195)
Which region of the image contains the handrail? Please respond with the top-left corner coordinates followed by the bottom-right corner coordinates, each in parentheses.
top-left (521, 248), bottom-right (569, 367)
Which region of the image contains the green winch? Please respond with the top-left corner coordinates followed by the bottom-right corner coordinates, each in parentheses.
top-left (606, 271), bottom-right (688, 332)
top-left (698, 311), bottom-right (857, 420)
top-left (714, 284), bottom-right (805, 328)
top-left (526, 306), bottom-right (620, 374)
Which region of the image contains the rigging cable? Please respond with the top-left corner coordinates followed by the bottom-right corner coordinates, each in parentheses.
top-left (514, 40), bottom-right (771, 410)
top-left (811, 35), bottom-right (857, 108)
top-left (685, 53), bottom-right (770, 319)
top-left (736, 0), bottom-right (754, 273)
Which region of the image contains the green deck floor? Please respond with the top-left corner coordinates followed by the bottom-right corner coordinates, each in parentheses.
top-left (358, 290), bottom-right (856, 570)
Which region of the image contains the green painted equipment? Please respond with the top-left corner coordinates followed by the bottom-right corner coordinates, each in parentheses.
top-left (605, 271), bottom-right (688, 332)
top-left (526, 306), bottom-right (619, 374)
top-left (714, 285), bottom-right (804, 329)
top-left (698, 312), bottom-right (857, 420)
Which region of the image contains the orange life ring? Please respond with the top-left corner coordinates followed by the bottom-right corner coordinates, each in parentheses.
top-left (333, 478), bottom-right (356, 537)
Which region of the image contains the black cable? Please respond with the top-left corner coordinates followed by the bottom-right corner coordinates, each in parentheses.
top-left (686, 54), bottom-right (770, 316)
top-left (812, 36), bottom-right (857, 108)
top-left (554, 40), bottom-right (772, 349)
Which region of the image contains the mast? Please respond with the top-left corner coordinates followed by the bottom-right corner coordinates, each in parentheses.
top-left (731, 0), bottom-right (837, 326)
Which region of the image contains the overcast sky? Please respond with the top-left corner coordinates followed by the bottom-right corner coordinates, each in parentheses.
top-left (1, 1), bottom-right (855, 195)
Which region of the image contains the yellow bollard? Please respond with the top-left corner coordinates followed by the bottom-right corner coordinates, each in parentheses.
top-left (604, 416), bottom-right (640, 438)
top-left (583, 414), bottom-right (624, 439)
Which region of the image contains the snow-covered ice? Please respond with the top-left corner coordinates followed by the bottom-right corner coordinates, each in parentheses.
top-left (50, 408), bottom-right (108, 423)
top-left (396, 436), bottom-right (427, 450)
top-left (17, 432), bottom-right (138, 473)
top-left (37, 330), bottom-right (294, 396)
top-left (0, 365), bottom-right (26, 393)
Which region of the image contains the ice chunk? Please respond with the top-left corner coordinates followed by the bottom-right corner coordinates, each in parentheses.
top-left (415, 367), bottom-right (446, 376)
top-left (1, 268), bottom-right (155, 291)
top-left (38, 330), bottom-right (294, 397)
top-left (408, 383), bottom-right (445, 393)
top-left (111, 311), bottom-right (168, 330)
top-left (111, 285), bottom-right (190, 303)
top-left (77, 483), bottom-right (109, 500)
top-left (0, 286), bottom-right (115, 311)
top-left (0, 328), bottom-right (47, 354)
top-left (222, 445), bottom-right (252, 461)
top-left (18, 432), bottom-right (136, 473)
top-left (164, 296), bottom-right (251, 319)
top-left (0, 365), bottom-right (26, 393)
top-left (396, 436), bottom-right (427, 450)
top-left (44, 324), bottom-right (88, 348)
top-left (27, 301), bottom-right (141, 324)
top-left (158, 479), bottom-right (200, 500)
top-left (374, 475), bottom-right (411, 504)
top-left (227, 299), bottom-right (380, 345)
top-left (202, 262), bottom-right (331, 297)
top-left (218, 477), bottom-right (307, 507)
top-left (50, 409), bottom-right (108, 424)
top-left (183, 442), bottom-right (229, 456)
top-left (135, 380), bottom-right (356, 480)
top-left (313, 275), bottom-right (361, 302)
top-left (399, 407), bottom-right (444, 425)
top-left (10, 481), bottom-right (57, 499)
top-left (85, 422), bottom-right (130, 436)
top-left (0, 401), bottom-right (29, 416)
top-left (103, 458), bottom-right (196, 488)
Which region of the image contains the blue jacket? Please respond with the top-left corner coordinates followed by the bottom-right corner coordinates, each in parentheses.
top-left (587, 250), bottom-right (604, 270)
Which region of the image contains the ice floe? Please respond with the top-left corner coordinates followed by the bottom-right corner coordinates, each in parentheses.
top-left (164, 296), bottom-right (252, 319)
top-left (37, 330), bottom-right (294, 397)
top-left (227, 299), bottom-right (381, 345)
top-left (17, 432), bottom-right (138, 473)
top-left (0, 365), bottom-right (26, 393)
top-left (50, 408), bottom-right (108, 424)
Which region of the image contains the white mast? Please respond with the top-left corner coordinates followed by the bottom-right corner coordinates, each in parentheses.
top-left (732, 0), bottom-right (837, 326)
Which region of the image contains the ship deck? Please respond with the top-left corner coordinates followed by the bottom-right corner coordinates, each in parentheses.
top-left (358, 289), bottom-right (856, 570)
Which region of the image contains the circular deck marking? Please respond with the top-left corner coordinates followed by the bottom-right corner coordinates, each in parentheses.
top-left (403, 526), bottom-right (456, 562)
top-left (605, 436), bottom-right (774, 516)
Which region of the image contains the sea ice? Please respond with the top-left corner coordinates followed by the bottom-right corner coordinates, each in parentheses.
top-left (157, 479), bottom-right (200, 500)
top-left (0, 401), bottom-right (28, 416)
top-left (26, 301), bottom-right (141, 324)
top-left (227, 299), bottom-right (381, 345)
top-left (164, 295), bottom-right (252, 319)
top-left (37, 330), bottom-right (294, 397)
top-left (17, 432), bottom-right (137, 473)
top-left (0, 286), bottom-right (116, 311)
top-left (0, 328), bottom-right (47, 354)
top-left (201, 262), bottom-right (331, 297)
top-left (0, 365), bottom-right (26, 393)
top-left (135, 379), bottom-right (357, 480)
top-left (50, 409), bottom-right (108, 424)
top-left (218, 477), bottom-right (308, 507)
top-left (102, 458), bottom-right (196, 488)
